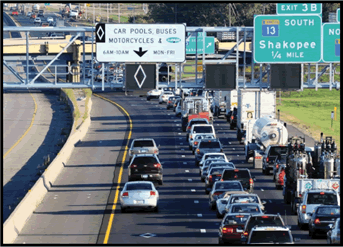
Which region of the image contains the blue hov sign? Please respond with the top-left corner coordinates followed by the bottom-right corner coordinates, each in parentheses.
top-left (186, 37), bottom-right (215, 54)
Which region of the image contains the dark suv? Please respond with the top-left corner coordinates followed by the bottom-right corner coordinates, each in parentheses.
top-left (221, 168), bottom-right (254, 192)
top-left (242, 214), bottom-right (286, 243)
top-left (226, 107), bottom-right (237, 130)
top-left (128, 154), bottom-right (163, 185)
top-left (262, 145), bottom-right (288, 175)
top-left (195, 139), bottom-right (223, 166)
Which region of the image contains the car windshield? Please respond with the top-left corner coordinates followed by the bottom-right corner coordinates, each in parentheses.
top-left (215, 182), bottom-right (242, 190)
top-left (224, 215), bottom-right (249, 225)
top-left (270, 147), bottom-right (288, 156)
top-left (209, 168), bottom-right (225, 175)
top-left (231, 205), bottom-right (261, 213)
top-left (199, 142), bottom-right (220, 149)
top-left (249, 231), bottom-right (292, 244)
top-left (205, 155), bottom-right (225, 160)
top-left (210, 163), bottom-right (235, 169)
top-left (316, 207), bottom-right (340, 215)
top-left (193, 126), bottom-right (213, 133)
top-left (223, 170), bottom-right (250, 179)
top-left (307, 193), bottom-right (338, 205)
top-left (231, 196), bottom-right (259, 204)
top-left (132, 157), bottom-right (157, 165)
top-left (133, 140), bottom-right (154, 147)
top-left (205, 160), bottom-right (226, 167)
top-left (190, 120), bottom-right (208, 126)
top-left (247, 216), bottom-right (284, 231)
top-left (126, 183), bottom-right (152, 191)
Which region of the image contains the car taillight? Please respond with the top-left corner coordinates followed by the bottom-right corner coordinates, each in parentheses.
top-left (122, 192), bottom-right (129, 197)
top-left (213, 192), bottom-right (223, 196)
top-left (276, 164), bottom-right (279, 170)
top-left (154, 150), bottom-right (158, 153)
top-left (220, 179), bottom-right (224, 181)
top-left (154, 163), bottom-right (161, 168)
top-left (299, 194), bottom-right (302, 197)
top-left (187, 126), bottom-right (191, 129)
top-left (231, 116), bottom-right (234, 120)
top-left (302, 205), bottom-right (306, 214)
top-left (261, 216), bottom-right (269, 218)
top-left (190, 135), bottom-right (192, 139)
top-left (249, 178), bottom-right (253, 184)
top-left (243, 232), bottom-right (248, 236)
top-left (197, 149), bottom-right (200, 154)
top-left (234, 169), bottom-right (239, 172)
top-left (255, 156), bottom-right (262, 159)
top-left (168, 101), bottom-right (171, 103)
top-left (222, 227), bottom-right (234, 234)
top-left (209, 175), bottom-right (213, 183)
top-left (314, 218), bottom-right (320, 224)
top-left (194, 141), bottom-right (198, 145)
top-left (320, 192), bottom-right (325, 195)
top-left (266, 157), bottom-right (269, 162)
top-left (131, 164), bottom-right (137, 168)
top-left (150, 191), bottom-right (156, 196)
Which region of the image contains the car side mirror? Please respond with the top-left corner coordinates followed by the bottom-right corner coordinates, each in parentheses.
top-left (262, 200), bottom-right (267, 204)
top-left (286, 225), bottom-right (291, 230)
top-left (158, 144), bottom-right (160, 148)
top-left (328, 224), bottom-right (333, 229)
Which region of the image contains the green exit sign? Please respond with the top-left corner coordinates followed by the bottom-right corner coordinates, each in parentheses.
top-left (45, 3), bottom-right (50, 6)
top-left (254, 15), bottom-right (322, 63)
top-left (322, 23), bottom-right (340, 63)
top-left (277, 3), bottom-right (322, 15)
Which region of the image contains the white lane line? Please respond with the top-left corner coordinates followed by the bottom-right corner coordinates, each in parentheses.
top-left (168, 114), bottom-right (170, 115)
top-left (197, 214), bottom-right (203, 217)
top-left (183, 162), bottom-right (187, 164)
top-left (237, 155), bottom-right (239, 157)
top-left (260, 188), bottom-right (264, 191)
top-left (188, 179), bottom-right (192, 182)
top-left (174, 120), bottom-right (178, 122)
top-left (217, 124), bottom-right (219, 126)
top-left (180, 143), bottom-right (183, 145)
top-left (185, 170), bottom-right (189, 172)
top-left (191, 189), bottom-right (196, 192)
top-left (181, 149), bottom-right (185, 151)
top-left (229, 142), bottom-right (231, 144)
top-left (233, 148), bottom-right (235, 150)
top-left (182, 155), bottom-right (185, 157)
top-left (178, 133), bottom-right (182, 135)
top-left (176, 124), bottom-right (180, 126)
top-left (194, 200), bottom-right (199, 203)
top-left (200, 229), bottom-right (206, 233)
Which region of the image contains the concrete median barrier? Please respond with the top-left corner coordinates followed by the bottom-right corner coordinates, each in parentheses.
top-left (3, 90), bottom-right (92, 243)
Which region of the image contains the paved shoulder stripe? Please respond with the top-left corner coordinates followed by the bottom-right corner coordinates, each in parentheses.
top-left (93, 94), bottom-right (132, 244)
top-left (3, 93), bottom-right (37, 159)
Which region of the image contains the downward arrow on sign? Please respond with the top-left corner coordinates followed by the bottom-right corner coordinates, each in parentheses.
top-left (134, 47), bottom-right (148, 57)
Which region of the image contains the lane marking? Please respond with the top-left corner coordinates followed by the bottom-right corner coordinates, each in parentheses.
top-left (200, 229), bottom-right (206, 233)
top-left (185, 170), bottom-right (189, 172)
top-left (179, 138), bottom-right (182, 140)
top-left (94, 94), bottom-right (132, 244)
top-left (3, 92), bottom-right (37, 158)
top-left (180, 143), bottom-right (183, 145)
top-left (194, 200), bottom-right (199, 203)
top-left (229, 142), bottom-right (231, 144)
top-left (260, 188), bottom-right (264, 191)
top-left (183, 162), bottom-right (187, 164)
top-left (197, 214), bottom-right (202, 217)
top-left (178, 133), bottom-right (182, 135)
top-left (188, 179), bottom-right (192, 182)
top-left (237, 155), bottom-right (239, 157)
top-left (181, 155), bottom-right (185, 157)
top-left (191, 189), bottom-right (196, 192)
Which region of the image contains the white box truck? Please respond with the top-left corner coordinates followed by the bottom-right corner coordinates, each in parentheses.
top-left (236, 89), bottom-right (276, 144)
top-left (212, 91), bottom-right (231, 118)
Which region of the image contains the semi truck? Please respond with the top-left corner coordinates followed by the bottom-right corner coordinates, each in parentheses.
top-left (283, 135), bottom-right (340, 214)
top-left (236, 88), bottom-right (276, 144)
top-left (245, 114), bottom-right (288, 167)
top-left (32, 4), bottom-right (40, 13)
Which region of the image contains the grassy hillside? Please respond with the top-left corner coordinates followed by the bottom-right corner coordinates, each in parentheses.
top-left (277, 89), bottom-right (340, 151)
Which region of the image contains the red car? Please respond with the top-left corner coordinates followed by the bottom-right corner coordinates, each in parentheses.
top-left (218, 213), bottom-right (250, 244)
top-left (11, 11), bottom-right (19, 16)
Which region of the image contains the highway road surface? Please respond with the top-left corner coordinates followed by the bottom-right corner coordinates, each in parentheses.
top-left (13, 93), bottom-right (325, 244)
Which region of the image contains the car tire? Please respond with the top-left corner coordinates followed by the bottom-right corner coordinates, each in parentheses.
top-left (218, 238), bottom-right (224, 245)
top-left (205, 189), bottom-right (209, 195)
top-left (154, 206), bottom-right (159, 213)
top-left (210, 202), bottom-right (216, 210)
top-left (311, 230), bottom-right (316, 239)
top-left (230, 124), bottom-right (234, 130)
top-left (201, 177), bottom-right (205, 182)
top-left (291, 200), bottom-right (297, 215)
top-left (158, 180), bottom-right (163, 185)
top-left (298, 219), bottom-right (304, 230)
top-left (192, 150), bottom-right (195, 155)
top-left (262, 168), bottom-right (265, 175)
top-left (216, 210), bottom-right (222, 218)
top-left (276, 185), bottom-right (282, 190)
top-left (159, 101), bottom-right (162, 104)
top-left (189, 145), bottom-right (192, 150)
top-left (121, 207), bottom-right (127, 213)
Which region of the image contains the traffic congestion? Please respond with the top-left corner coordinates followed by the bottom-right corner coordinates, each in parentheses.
top-left (115, 87), bottom-right (340, 244)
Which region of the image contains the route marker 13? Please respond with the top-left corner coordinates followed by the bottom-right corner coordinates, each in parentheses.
top-left (262, 20), bottom-right (280, 37)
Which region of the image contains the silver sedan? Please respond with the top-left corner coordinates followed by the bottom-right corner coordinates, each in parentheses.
top-left (120, 181), bottom-right (159, 213)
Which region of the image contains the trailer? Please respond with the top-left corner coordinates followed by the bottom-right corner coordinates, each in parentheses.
top-left (236, 88), bottom-right (276, 144)
top-left (212, 90), bottom-right (231, 118)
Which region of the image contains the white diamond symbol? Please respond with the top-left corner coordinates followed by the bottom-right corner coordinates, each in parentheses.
top-left (97, 26), bottom-right (104, 40)
top-left (140, 233), bottom-right (156, 238)
top-left (134, 65), bottom-right (147, 88)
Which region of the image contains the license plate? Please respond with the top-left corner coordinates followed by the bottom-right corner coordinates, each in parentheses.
top-left (140, 150), bottom-right (147, 153)
top-left (135, 200), bottom-right (144, 204)
top-left (142, 175), bottom-right (148, 179)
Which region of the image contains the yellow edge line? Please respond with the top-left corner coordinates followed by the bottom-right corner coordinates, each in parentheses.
top-left (93, 93), bottom-right (132, 244)
top-left (3, 92), bottom-right (37, 159)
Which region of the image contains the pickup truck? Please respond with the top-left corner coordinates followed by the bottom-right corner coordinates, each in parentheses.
top-left (11, 11), bottom-right (19, 16)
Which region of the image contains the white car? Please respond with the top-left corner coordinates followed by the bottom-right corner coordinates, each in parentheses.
top-left (34, 17), bottom-right (41, 24)
top-left (189, 124), bottom-right (216, 144)
top-left (47, 17), bottom-right (54, 22)
top-left (147, 88), bottom-right (162, 100)
top-left (175, 102), bottom-right (182, 116)
top-left (297, 190), bottom-right (340, 229)
top-left (27, 12), bottom-right (32, 17)
top-left (225, 203), bottom-right (264, 215)
top-left (217, 193), bottom-right (266, 218)
top-left (120, 181), bottom-right (159, 213)
top-left (243, 226), bottom-right (295, 244)
top-left (199, 153), bottom-right (229, 168)
top-left (159, 91), bottom-right (175, 104)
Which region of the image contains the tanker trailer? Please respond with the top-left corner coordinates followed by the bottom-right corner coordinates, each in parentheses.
top-left (245, 114), bottom-right (288, 169)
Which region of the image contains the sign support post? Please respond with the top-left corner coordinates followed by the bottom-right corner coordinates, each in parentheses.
top-left (102, 62), bottom-right (105, 91)
top-left (175, 63), bottom-right (177, 91)
top-left (195, 32), bottom-right (198, 83)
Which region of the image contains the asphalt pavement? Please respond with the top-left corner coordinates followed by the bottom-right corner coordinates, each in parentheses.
top-left (12, 93), bottom-right (325, 244)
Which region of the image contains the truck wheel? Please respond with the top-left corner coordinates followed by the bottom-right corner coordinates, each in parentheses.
top-left (158, 180), bottom-right (163, 185)
top-left (147, 97), bottom-right (150, 101)
top-left (230, 124), bottom-right (234, 130)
